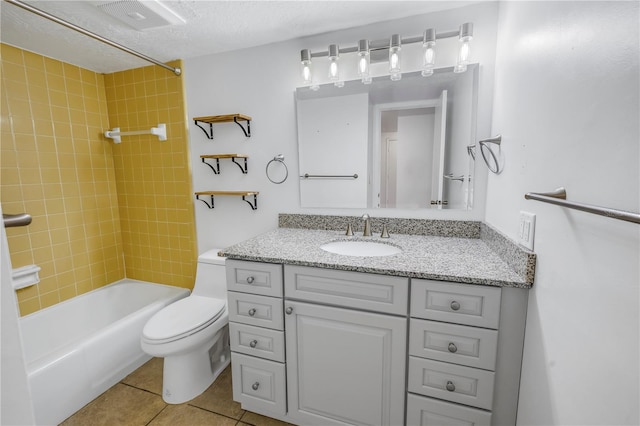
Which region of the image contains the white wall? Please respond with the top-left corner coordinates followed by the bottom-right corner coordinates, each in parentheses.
top-left (486, 2), bottom-right (639, 424)
top-left (184, 2), bottom-right (499, 252)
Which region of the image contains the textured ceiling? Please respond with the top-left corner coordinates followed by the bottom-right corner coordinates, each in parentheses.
top-left (0, 0), bottom-right (477, 73)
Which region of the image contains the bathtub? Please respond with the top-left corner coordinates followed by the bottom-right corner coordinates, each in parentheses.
top-left (19, 279), bottom-right (190, 425)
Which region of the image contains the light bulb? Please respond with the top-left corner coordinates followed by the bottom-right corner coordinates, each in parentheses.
top-left (422, 29), bottom-right (436, 77)
top-left (300, 49), bottom-right (312, 84)
top-left (389, 34), bottom-right (402, 81)
top-left (357, 39), bottom-right (370, 83)
top-left (328, 44), bottom-right (340, 84)
top-left (455, 23), bottom-right (473, 74)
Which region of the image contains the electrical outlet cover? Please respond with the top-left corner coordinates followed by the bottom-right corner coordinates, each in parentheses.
top-left (518, 211), bottom-right (536, 250)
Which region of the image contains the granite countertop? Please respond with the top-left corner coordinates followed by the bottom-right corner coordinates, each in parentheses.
top-left (221, 227), bottom-right (532, 289)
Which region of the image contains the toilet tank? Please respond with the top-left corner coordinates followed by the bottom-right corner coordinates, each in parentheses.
top-left (192, 248), bottom-right (227, 299)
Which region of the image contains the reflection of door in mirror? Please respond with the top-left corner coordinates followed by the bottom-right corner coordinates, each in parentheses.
top-left (431, 90), bottom-right (448, 209)
top-left (375, 92), bottom-right (447, 209)
top-left (380, 138), bottom-right (397, 207)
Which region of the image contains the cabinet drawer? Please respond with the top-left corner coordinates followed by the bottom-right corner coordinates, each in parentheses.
top-left (408, 357), bottom-right (495, 410)
top-left (228, 292), bottom-right (284, 330)
top-left (226, 260), bottom-right (283, 297)
top-left (285, 265), bottom-right (408, 315)
top-left (411, 280), bottom-right (501, 329)
top-left (409, 319), bottom-right (498, 370)
top-left (230, 322), bottom-right (285, 362)
top-left (406, 393), bottom-right (491, 426)
top-left (231, 352), bottom-right (286, 415)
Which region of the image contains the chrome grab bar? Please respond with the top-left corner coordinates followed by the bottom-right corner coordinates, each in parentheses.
top-left (525, 187), bottom-right (640, 225)
top-left (3, 213), bottom-right (32, 228)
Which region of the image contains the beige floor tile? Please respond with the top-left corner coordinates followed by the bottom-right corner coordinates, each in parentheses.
top-left (189, 365), bottom-right (245, 419)
top-left (60, 383), bottom-right (166, 426)
top-left (240, 411), bottom-right (295, 426)
top-left (121, 357), bottom-right (164, 395)
top-left (148, 404), bottom-right (238, 426)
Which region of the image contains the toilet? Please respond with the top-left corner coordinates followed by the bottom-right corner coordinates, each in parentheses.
top-left (141, 249), bottom-right (230, 404)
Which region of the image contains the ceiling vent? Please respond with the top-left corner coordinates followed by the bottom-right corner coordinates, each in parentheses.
top-left (95, 0), bottom-right (185, 31)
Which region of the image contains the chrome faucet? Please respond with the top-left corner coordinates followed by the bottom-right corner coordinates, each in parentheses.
top-left (361, 214), bottom-right (372, 237)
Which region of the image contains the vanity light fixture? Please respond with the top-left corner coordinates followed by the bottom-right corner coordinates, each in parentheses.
top-left (388, 34), bottom-right (402, 81)
top-left (454, 22), bottom-right (473, 73)
top-left (327, 44), bottom-right (344, 88)
top-left (299, 22), bottom-right (473, 88)
top-left (422, 28), bottom-right (436, 77)
top-left (357, 39), bottom-right (372, 84)
top-left (300, 49), bottom-right (312, 85)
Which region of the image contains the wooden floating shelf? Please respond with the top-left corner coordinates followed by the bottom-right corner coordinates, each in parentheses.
top-left (193, 114), bottom-right (252, 139)
top-left (200, 154), bottom-right (249, 174)
top-left (195, 191), bottom-right (259, 210)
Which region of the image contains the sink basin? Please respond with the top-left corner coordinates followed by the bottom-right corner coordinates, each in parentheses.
top-left (320, 240), bottom-right (402, 257)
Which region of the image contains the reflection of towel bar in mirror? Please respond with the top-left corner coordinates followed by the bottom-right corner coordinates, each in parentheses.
top-left (444, 173), bottom-right (470, 182)
top-left (104, 123), bottom-right (166, 144)
top-left (300, 173), bottom-right (358, 179)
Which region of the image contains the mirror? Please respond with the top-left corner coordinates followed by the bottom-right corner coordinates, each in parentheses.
top-left (296, 64), bottom-right (479, 210)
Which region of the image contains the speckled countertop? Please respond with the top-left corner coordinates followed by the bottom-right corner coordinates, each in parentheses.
top-left (221, 224), bottom-right (534, 289)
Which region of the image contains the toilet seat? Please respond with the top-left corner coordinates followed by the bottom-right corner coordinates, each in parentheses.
top-left (142, 296), bottom-right (226, 344)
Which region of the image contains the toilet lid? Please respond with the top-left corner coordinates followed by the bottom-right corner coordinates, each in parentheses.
top-left (142, 296), bottom-right (226, 343)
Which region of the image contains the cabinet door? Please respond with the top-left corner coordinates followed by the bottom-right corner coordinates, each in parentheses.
top-left (285, 301), bottom-right (406, 426)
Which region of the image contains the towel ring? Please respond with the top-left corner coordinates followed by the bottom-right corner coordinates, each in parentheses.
top-left (266, 154), bottom-right (288, 184)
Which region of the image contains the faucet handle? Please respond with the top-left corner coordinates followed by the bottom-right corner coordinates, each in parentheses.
top-left (380, 224), bottom-right (390, 238)
top-left (345, 223), bottom-right (354, 236)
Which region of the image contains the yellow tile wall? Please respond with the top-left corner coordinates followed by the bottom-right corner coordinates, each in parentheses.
top-left (1, 44), bottom-right (124, 315)
top-left (1, 45), bottom-right (197, 316)
top-left (104, 60), bottom-right (197, 289)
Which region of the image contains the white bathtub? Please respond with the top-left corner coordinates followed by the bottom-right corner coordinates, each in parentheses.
top-left (19, 279), bottom-right (190, 425)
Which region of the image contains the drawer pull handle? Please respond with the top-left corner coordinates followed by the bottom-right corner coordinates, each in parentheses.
top-left (448, 343), bottom-right (458, 353)
top-left (450, 301), bottom-right (461, 311)
top-left (248, 308), bottom-right (257, 316)
top-left (252, 382), bottom-right (260, 391)
top-left (249, 340), bottom-right (258, 348)
top-left (446, 381), bottom-right (456, 392)
top-left (285, 306), bottom-right (294, 315)
top-left (246, 276), bottom-right (255, 284)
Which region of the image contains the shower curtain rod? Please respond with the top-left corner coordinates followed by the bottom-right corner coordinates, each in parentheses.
top-left (3, 0), bottom-right (181, 76)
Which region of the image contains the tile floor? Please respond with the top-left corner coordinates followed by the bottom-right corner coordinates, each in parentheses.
top-left (61, 358), bottom-right (293, 426)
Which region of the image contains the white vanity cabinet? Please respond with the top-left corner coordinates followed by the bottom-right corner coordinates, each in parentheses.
top-left (284, 265), bottom-right (408, 426)
top-left (226, 260), bottom-right (288, 419)
top-left (407, 279), bottom-right (528, 426)
top-left (226, 259), bottom-right (528, 426)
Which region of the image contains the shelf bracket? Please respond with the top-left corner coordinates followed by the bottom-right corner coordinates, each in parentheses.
top-left (232, 157), bottom-right (248, 174)
top-left (234, 116), bottom-right (251, 137)
top-left (242, 194), bottom-right (258, 210)
top-left (196, 194), bottom-right (215, 209)
top-left (194, 120), bottom-right (215, 140)
top-left (201, 157), bottom-right (220, 174)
